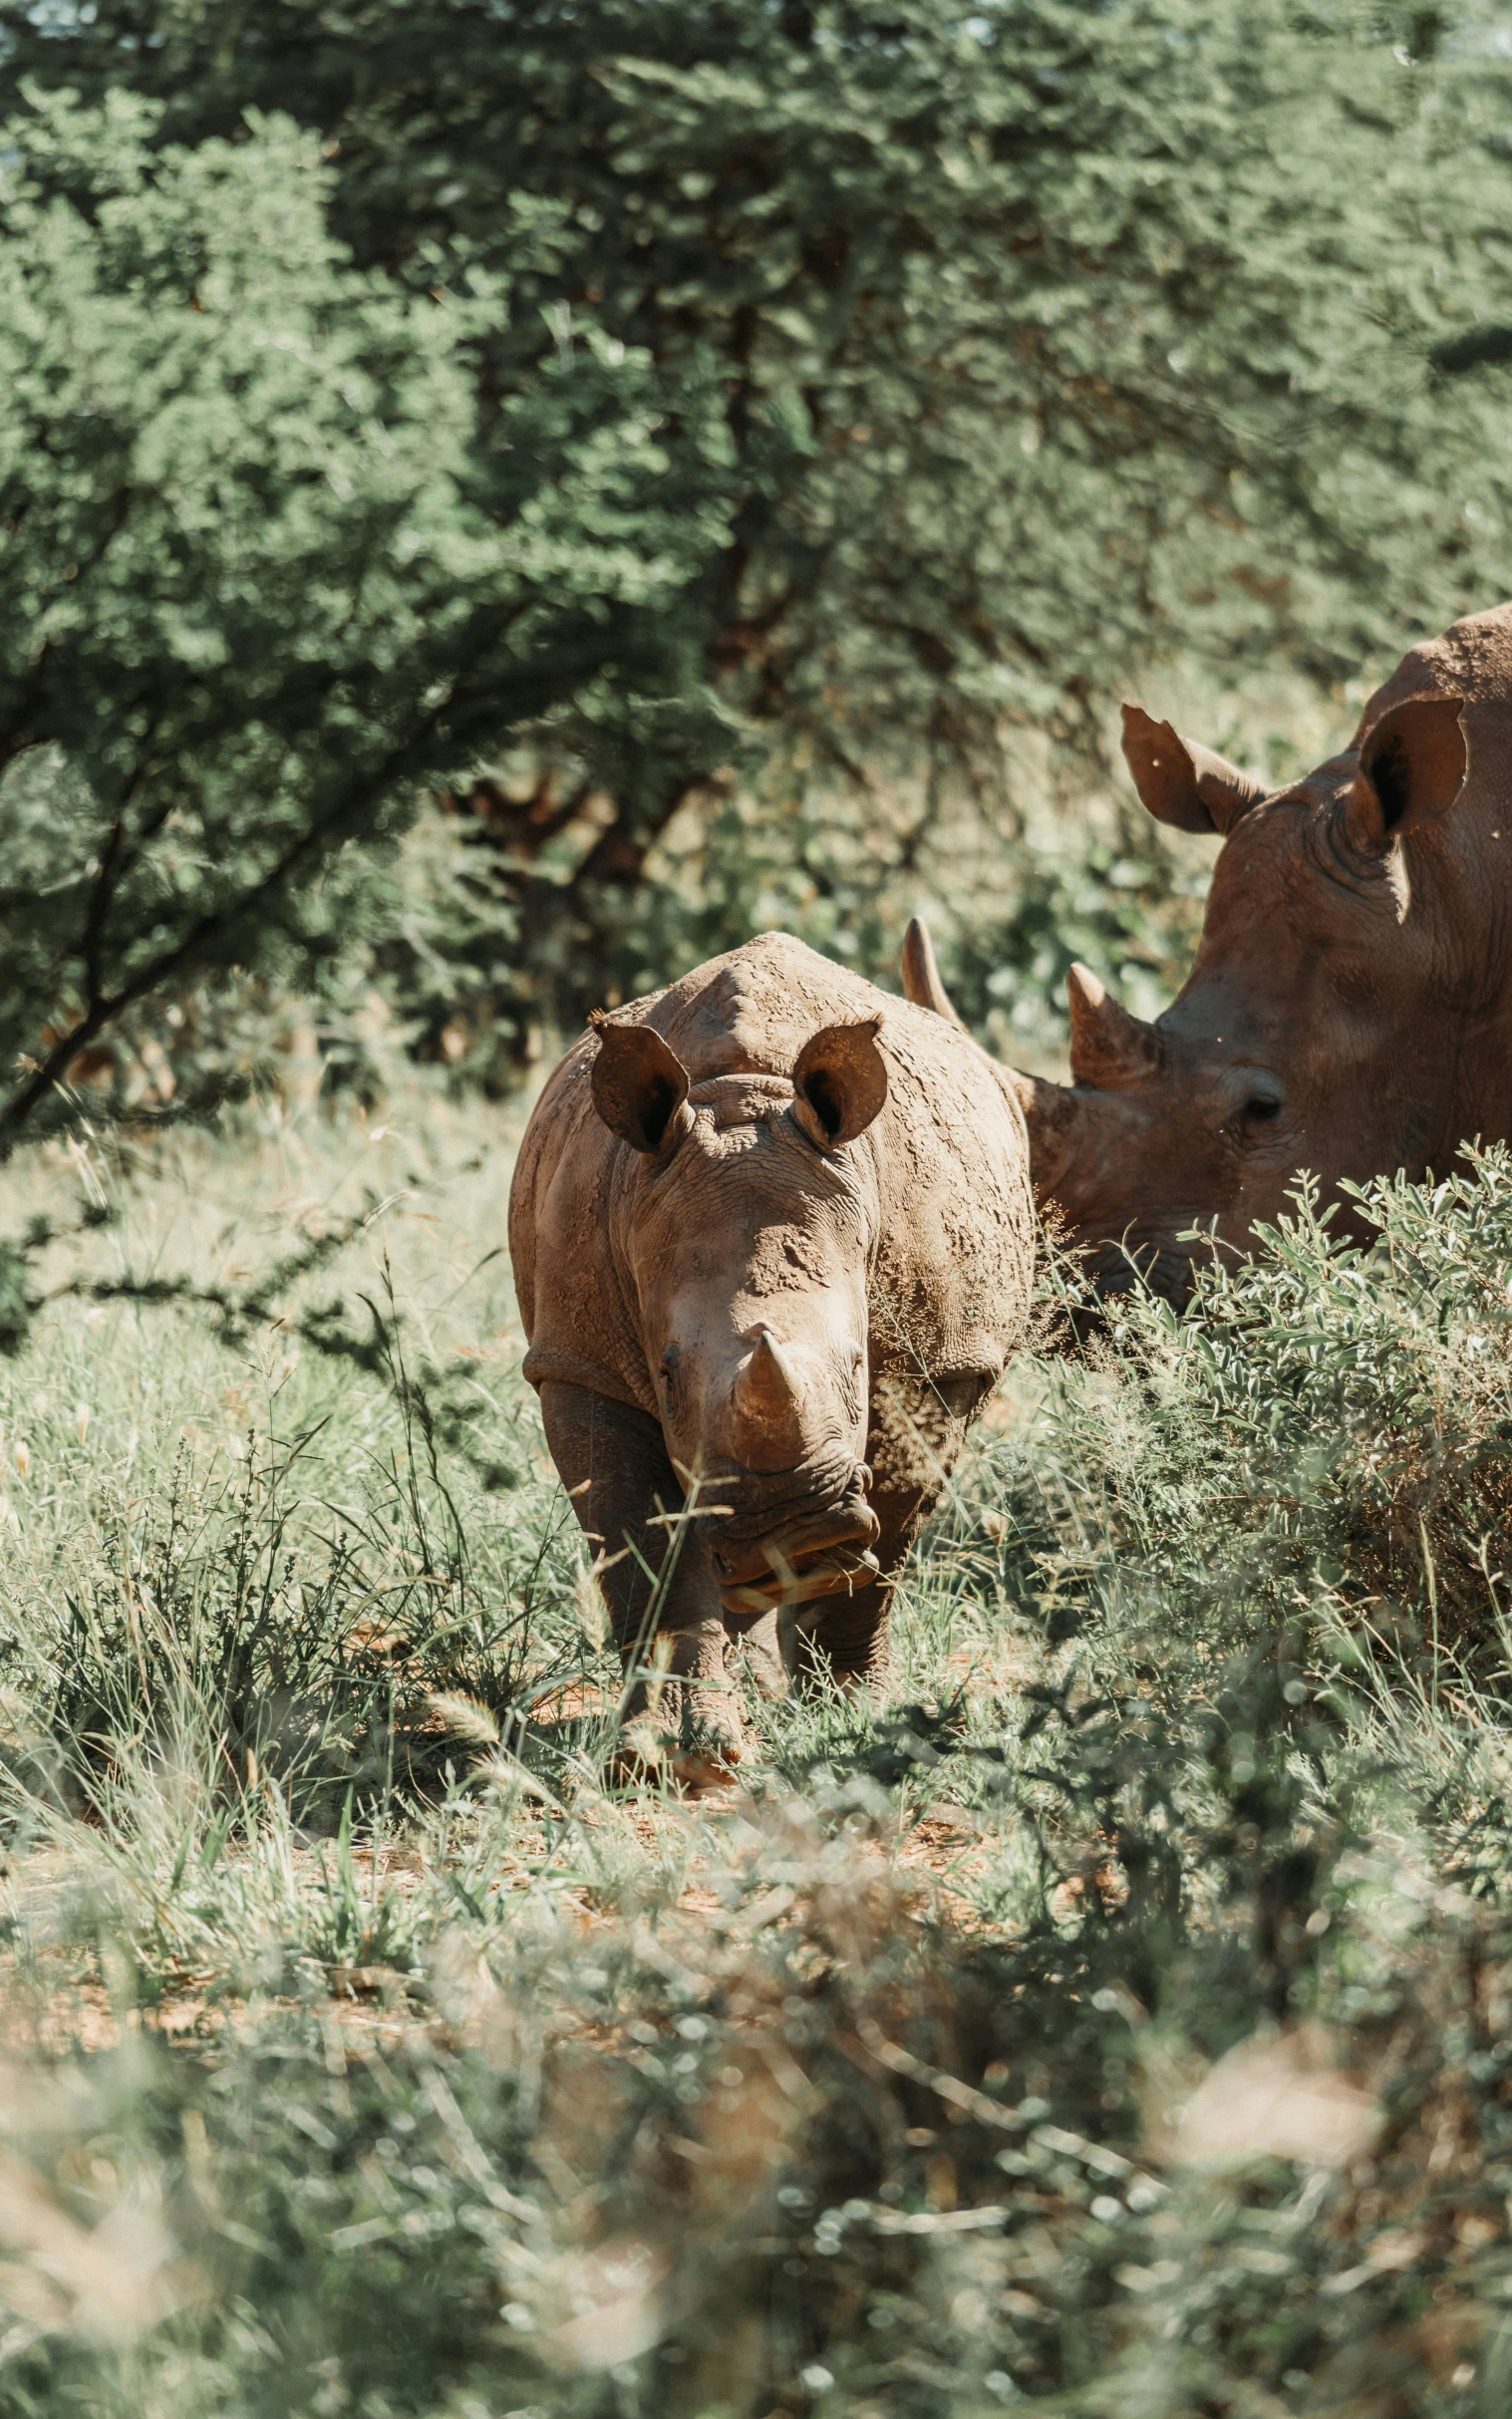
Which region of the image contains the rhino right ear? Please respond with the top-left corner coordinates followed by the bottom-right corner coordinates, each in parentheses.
top-left (1346, 695), bottom-right (1467, 853)
top-left (791, 1017), bottom-right (888, 1148)
top-left (1121, 704), bottom-right (1269, 835)
top-left (589, 1015), bottom-right (692, 1154)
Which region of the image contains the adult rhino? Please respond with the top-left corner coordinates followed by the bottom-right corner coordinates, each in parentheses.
top-left (910, 605), bottom-right (1509, 1302)
top-left (509, 933), bottom-right (1034, 1784)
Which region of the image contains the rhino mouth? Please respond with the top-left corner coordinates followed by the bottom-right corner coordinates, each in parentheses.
top-left (713, 1497), bottom-right (881, 1615)
top-left (1086, 1234), bottom-right (1222, 1310)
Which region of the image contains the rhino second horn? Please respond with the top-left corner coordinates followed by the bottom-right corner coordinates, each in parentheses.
top-left (901, 916), bottom-right (964, 1027)
top-left (1066, 963), bottom-right (1162, 1089)
top-left (730, 1328), bottom-right (807, 1472)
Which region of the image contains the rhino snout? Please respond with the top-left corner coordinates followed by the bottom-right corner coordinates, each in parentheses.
top-left (717, 1322), bottom-right (863, 1475)
top-left (714, 1488), bottom-right (881, 1616)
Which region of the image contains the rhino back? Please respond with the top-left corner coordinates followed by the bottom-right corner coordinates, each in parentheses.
top-left (1356, 601), bottom-right (1512, 738)
top-left (1358, 601), bottom-right (1512, 827)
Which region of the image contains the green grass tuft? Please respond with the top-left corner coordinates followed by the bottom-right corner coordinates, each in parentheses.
top-left (0, 1093), bottom-right (1509, 2412)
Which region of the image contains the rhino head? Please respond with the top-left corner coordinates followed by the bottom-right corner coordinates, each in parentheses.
top-left (1015, 687), bottom-right (1470, 1301)
top-left (588, 1011), bottom-right (888, 1616)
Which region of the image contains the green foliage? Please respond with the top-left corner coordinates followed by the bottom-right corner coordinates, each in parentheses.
top-left (25, 0), bottom-right (1512, 689)
top-left (937, 816), bottom-right (1212, 1055)
top-left (0, 86), bottom-right (722, 1144)
top-left (991, 1148), bottom-right (1512, 1676)
top-left (0, 1106), bottom-right (1509, 2409)
top-left (7, 2), bottom-right (1512, 1068)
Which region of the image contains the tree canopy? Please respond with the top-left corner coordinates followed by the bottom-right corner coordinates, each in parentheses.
top-left (0, 86), bottom-right (723, 1138)
top-left (0, 2), bottom-right (1509, 1110)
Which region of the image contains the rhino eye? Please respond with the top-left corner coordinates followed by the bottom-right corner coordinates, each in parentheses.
top-left (1242, 1093), bottom-right (1282, 1125)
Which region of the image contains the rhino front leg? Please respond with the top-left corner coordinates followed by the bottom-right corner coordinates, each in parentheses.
top-left (793, 1367), bottom-right (986, 1688)
top-left (537, 1380), bottom-right (742, 1783)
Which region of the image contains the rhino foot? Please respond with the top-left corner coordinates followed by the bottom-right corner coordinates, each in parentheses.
top-left (608, 1704), bottom-right (745, 1796)
top-left (669, 1701), bottom-right (745, 1793)
top-left (609, 1714), bottom-right (670, 1784)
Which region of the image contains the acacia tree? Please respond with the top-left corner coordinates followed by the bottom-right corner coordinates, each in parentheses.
top-left (4, 2), bottom-right (1512, 1076)
top-left (0, 87), bottom-right (731, 1139)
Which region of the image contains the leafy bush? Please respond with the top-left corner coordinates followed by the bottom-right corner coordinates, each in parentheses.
top-left (8, 3), bottom-right (1512, 1077)
top-left (986, 1150), bottom-right (1512, 1682)
top-left (0, 87), bottom-right (722, 1146)
top-left (0, 1111), bottom-right (1508, 2410)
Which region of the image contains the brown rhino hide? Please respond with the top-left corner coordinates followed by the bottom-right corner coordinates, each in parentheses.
top-left (509, 932), bottom-right (1034, 1782)
top-left (997, 604), bottom-right (1512, 1300)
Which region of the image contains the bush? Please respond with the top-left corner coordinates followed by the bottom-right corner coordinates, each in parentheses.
top-left (9, 2), bottom-right (1512, 1070)
top-left (0, 88), bottom-right (723, 1147)
top-left (987, 1149), bottom-right (1512, 1682)
top-left (0, 1119), bottom-right (1509, 2410)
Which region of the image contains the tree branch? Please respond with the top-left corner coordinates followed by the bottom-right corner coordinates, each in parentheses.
top-left (0, 709), bottom-right (459, 1153)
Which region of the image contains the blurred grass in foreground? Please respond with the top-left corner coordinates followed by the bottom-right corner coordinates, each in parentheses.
top-left (0, 1084), bottom-right (1508, 2412)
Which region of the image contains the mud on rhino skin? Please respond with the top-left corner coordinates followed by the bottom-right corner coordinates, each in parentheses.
top-left (985, 602), bottom-right (1512, 1302)
top-left (508, 931), bottom-right (1036, 1786)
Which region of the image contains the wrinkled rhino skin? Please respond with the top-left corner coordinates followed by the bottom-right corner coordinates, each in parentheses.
top-left (509, 933), bottom-right (1034, 1783)
top-left (1004, 602), bottom-right (1512, 1300)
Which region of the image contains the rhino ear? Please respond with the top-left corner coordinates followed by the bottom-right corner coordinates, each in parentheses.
top-left (791, 1017), bottom-right (888, 1148)
top-left (1121, 704), bottom-right (1268, 835)
top-left (589, 1015), bottom-right (692, 1154)
top-left (1346, 695), bottom-right (1467, 853)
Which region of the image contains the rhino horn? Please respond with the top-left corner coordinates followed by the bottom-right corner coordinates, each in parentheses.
top-left (1066, 963), bottom-right (1162, 1090)
top-left (730, 1327), bottom-right (807, 1472)
top-left (901, 916), bottom-right (965, 1027)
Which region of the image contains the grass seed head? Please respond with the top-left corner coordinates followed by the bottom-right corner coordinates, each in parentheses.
top-left (425, 1690), bottom-right (500, 1746)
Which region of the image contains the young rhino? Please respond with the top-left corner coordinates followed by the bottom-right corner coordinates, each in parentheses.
top-left (508, 932), bottom-right (1034, 1782)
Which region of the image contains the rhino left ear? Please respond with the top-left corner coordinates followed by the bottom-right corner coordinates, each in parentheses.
top-left (1347, 695), bottom-right (1467, 851)
top-left (589, 1015), bottom-right (692, 1154)
top-left (1121, 704), bottom-right (1269, 835)
top-left (791, 1017), bottom-right (888, 1148)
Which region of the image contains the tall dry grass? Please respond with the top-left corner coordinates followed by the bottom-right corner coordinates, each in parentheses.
top-left (0, 1087), bottom-right (1506, 2411)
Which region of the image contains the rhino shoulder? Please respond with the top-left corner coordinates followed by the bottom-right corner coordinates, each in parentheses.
top-left (507, 1038), bottom-right (653, 1414)
top-left (865, 1003), bottom-right (1036, 1382)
